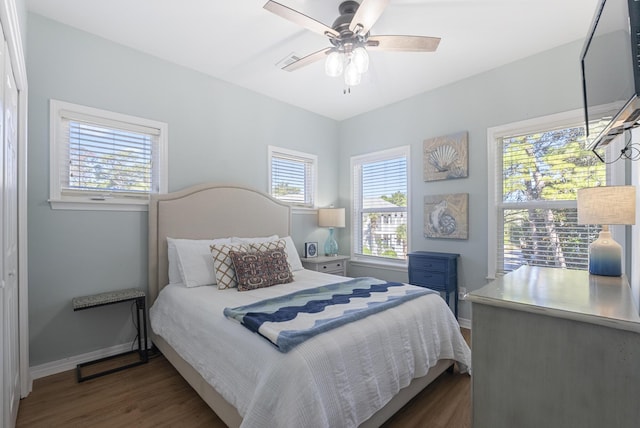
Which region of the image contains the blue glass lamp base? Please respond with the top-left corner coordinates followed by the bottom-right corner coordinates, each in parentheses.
top-left (324, 228), bottom-right (339, 256)
top-left (588, 230), bottom-right (622, 277)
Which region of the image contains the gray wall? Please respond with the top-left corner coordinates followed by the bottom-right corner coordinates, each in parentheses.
top-left (27, 11), bottom-right (593, 365)
top-left (14, 0), bottom-right (27, 54)
top-left (26, 13), bottom-right (338, 366)
top-left (338, 40), bottom-right (587, 320)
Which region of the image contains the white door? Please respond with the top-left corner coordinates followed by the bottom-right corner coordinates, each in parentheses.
top-left (0, 27), bottom-right (6, 426)
top-left (3, 37), bottom-right (19, 427)
top-left (0, 30), bottom-right (4, 427)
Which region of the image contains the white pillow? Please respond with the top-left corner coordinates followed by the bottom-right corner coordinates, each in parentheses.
top-left (166, 238), bottom-right (181, 284)
top-left (282, 236), bottom-right (303, 271)
top-left (231, 235), bottom-right (279, 244)
top-left (168, 237), bottom-right (232, 287)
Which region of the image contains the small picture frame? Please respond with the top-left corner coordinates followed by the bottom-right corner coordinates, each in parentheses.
top-left (304, 242), bottom-right (318, 258)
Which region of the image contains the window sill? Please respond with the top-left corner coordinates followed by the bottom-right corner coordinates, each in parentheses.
top-left (49, 198), bottom-right (149, 212)
top-left (292, 206), bottom-right (317, 215)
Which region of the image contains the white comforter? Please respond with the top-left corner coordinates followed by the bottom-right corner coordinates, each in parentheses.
top-left (150, 269), bottom-right (471, 428)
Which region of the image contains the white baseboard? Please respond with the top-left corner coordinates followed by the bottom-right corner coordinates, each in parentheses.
top-left (458, 317), bottom-right (471, 330)
top-left (30, 340), bottom-right (150, 380)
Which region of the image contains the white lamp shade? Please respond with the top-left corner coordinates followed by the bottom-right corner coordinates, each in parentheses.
top-left (577, 186), bottom-right (636, 225)
top-left (318, 208), bottom-right (346, 228)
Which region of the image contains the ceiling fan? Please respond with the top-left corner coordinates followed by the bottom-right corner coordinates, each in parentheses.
top-left (263, 0), bottom-right (441, 90)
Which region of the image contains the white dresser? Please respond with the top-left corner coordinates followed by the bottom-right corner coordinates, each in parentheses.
top-left (467, 266), bottom-right (640, 428)
top-left (301, 255), bottom-right (349, 276)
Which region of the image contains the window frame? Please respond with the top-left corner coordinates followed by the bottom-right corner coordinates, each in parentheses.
top-left (267, 145), bottom-right (317, 209)
top-left (49, 99), bottom-right (168, 211)
top-left (350, 145), bottom-right (410, 266)
top-left (487, 107), bottom-right (620, 279)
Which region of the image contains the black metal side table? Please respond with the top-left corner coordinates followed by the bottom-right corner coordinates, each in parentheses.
top-left (72, 288), bottom-right (148, 382)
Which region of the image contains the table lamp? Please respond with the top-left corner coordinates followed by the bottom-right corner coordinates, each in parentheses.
top-left (318, 207), bottom-right (345, 256)
top-left (577, 185), bottom-right (636, 276)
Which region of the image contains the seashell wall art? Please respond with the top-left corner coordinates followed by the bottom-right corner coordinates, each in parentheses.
top-left (423, 131), bottom-right (468, 181)
top-left (424, 193), bottom-right (468, 240)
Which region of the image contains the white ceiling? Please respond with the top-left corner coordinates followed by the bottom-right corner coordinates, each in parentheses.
top-left (26, 0), bottom-right (600, 121)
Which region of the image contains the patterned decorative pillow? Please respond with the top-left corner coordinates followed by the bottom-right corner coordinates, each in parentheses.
top-left (249, 239), bottom-right (286, 253)
top-left (250, 239), bottom-right (298, 274)
top-left (229, 248), bottom-right (294, 291)
top-left (210, 243), bottom-right (249, 290)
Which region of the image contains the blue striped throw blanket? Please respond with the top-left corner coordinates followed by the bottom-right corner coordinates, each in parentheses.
top-left (223, 277), bottom-right (435, 352)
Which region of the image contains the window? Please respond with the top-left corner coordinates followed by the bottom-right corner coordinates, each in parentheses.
top-left (268, 146), bottom-right (317, 208)
top-left (351, 146), bottom-right (409, 263)
top-left (487, 109), bottom-right (607, 277)
top-left (49, 100), bottom-right (168, 211)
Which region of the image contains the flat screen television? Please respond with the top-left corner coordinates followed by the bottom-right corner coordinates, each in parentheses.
top-left (581, 0), bottom-right (640, 155)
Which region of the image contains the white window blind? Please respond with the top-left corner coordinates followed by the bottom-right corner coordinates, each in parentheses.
top-left (268, 146), bottom-right (317, 207)
top-left (61, 117), bottom-right (159, 197)
top-left (50, 100), bottom-right (168, 210)
top-left (352, 146), bottom-right (409, 262)
top-left (495, 122), bottom-right (605, 274)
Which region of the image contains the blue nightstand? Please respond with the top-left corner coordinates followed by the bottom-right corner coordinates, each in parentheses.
top-left (408, 251), bottom-right (459, 318)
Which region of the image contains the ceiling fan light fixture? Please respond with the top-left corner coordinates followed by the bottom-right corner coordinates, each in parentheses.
top-left (344, 60), bottom-right (361, 86)
top-left (352, 46), bottom-right (369, 74)
top-left (264, 0), bottom-right (440, 92)
top-left (325, 50), bottom-right (344, 77)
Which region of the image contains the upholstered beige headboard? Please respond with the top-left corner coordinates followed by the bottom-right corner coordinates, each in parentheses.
top-left (148, 184), bottom-right (291, 304)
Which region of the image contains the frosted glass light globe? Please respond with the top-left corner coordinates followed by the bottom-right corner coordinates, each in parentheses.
top-left (352, 46), bottom-right (369, 74)
top-left (344, 60), bottom-right (361, 86)
top-left (325, 51), bottom-right (344, 77)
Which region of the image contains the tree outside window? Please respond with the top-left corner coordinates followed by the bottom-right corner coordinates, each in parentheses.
top-left (499, 125), bottom-right (605, 273)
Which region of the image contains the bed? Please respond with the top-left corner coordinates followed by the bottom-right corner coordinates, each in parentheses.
top-left (148, 183), bottom-right (471, 427)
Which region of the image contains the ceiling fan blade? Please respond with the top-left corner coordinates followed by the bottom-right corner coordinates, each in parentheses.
top-left (367, 35), bottom-right (441, 52)
top-left (264, 1), bottom-right (340, 40)
top-left (349, 0), bottom-right (390, 35)
top-left (282, 47), bottom-right (332, 72)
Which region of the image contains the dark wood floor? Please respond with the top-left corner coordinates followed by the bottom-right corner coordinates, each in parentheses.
top-left (17, 329), bottom-right (471, 428)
